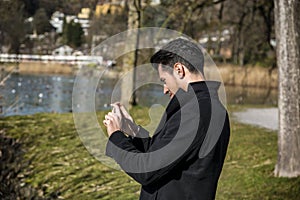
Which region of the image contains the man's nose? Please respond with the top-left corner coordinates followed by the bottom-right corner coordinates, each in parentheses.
top-left (163, 85), bottom-right (169, 94)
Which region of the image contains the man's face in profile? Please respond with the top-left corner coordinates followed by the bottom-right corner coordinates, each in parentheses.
top-left (158, 64), bottom-right (177, 99)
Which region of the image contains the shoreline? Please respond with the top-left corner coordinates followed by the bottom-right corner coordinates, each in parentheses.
top-left (1, 62), bottom-right (278, 88)
top-left (218, 64), bottom-right (278, 89)
top-left (1, 62), bottom-right (76, 75)
top-left (0, 62), bottom-right (119, 78)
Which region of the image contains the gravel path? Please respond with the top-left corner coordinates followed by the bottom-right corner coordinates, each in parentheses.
top-left (233, 108), bottom-right (278, 131)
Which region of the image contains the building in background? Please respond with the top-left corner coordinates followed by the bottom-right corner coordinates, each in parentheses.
top-left (52, 45), bottom-right (74, 56)
top-left (50, 11), bottom-right (65, 34)
top-left (95, 0), bottom-right (125, 17)
top-left (77, 8), bottom-right (91, 36)
top-left (50, 9), bottom-right (90, 36)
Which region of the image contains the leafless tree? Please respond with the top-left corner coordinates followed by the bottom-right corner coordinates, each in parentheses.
top-left (274, 0), bottom-right (300, 178)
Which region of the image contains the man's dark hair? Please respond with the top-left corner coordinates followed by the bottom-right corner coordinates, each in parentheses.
top-left (150, 38), bottom-right (204, 75)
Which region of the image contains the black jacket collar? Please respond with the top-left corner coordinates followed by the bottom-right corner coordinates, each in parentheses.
top-left (165, 81), bottom-right (221, 119)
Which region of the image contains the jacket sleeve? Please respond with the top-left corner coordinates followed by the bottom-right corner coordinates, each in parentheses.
top-left (105, 105), bottom-right (205, 186)
top-left (131, 126), bottom-right (152, 152)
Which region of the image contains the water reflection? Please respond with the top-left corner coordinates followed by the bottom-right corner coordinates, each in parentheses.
top-left (0, 73), bottom-right (169, 116)
top-left (1, 74), bottom-right (74, 116)
top-left (225, 85), bottom-right (277, 105)
top-left (0, 73), bottom-right (278, 117)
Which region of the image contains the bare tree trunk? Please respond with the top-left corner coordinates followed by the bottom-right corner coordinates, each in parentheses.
top-left (131, 0), bottom-right (142, 106)
top-left (232, 12), bottom-right (246, 65)
top-left (120, 0), bottom-right (142, 107)
top-left (274, 0), bottom-right (300, 177)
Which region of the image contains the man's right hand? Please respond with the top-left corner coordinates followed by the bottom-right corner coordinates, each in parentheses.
top-left (111, 103), bottom-right (140, 137)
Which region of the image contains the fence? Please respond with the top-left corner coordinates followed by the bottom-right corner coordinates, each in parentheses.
top-left (0, 54), bottom-right (103, 65)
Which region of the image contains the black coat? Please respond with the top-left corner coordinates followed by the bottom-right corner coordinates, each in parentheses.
top-left (106, 81), bottom-right (230, 200)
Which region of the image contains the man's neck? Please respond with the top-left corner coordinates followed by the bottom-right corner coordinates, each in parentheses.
top-left (185, 73), bottom-right (205, 88)
top-left (188, 72), bottom-right (205, 82)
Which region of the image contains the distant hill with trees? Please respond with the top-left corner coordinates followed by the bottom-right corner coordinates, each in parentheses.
top-left (0, 0), bottom-right (275, 67)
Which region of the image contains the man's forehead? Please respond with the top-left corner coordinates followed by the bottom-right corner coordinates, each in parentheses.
top-left (157, 64), bottom-right (163, 75)
top-left (157, 64), bottom-right (166, 77)
top-left (157, 63), bottom-right (163, 70)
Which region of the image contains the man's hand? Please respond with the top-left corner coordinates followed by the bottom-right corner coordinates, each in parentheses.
top-left (103, 103), bottom-right (139, 137)
top-left (103, 110), bottom-right (121, 137)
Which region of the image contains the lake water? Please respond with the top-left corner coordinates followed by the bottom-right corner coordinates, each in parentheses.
top-left (0, 73), bottom-right (277, 116)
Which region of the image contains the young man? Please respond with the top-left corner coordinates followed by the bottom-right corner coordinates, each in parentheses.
top-left (103, 38), bottom-right (230, 200)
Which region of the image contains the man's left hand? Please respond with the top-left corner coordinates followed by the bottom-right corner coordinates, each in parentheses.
top-left (103, 110), bottom-right (121, 137)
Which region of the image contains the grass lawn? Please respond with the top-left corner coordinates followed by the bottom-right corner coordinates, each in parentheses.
top-left (1, 106), bottom-right (299, 199)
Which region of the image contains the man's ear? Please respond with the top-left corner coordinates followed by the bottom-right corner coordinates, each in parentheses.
top-left (173, 62), bottom-right (185, 79)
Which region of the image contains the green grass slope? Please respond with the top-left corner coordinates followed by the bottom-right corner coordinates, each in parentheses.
top-left (0, 106), bottom-right (299, 199)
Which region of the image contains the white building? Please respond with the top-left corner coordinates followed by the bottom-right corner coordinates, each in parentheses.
top-left (50, 9), bottom-right (90, 36)
top-left (151, 0), bottom-right (161, 5)
top-left (77, 8), bottom-right (91, 36)
top-left (50, 11), bottom-right (65, 33)
top-left (52, 45), bottom-right (74, 56)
